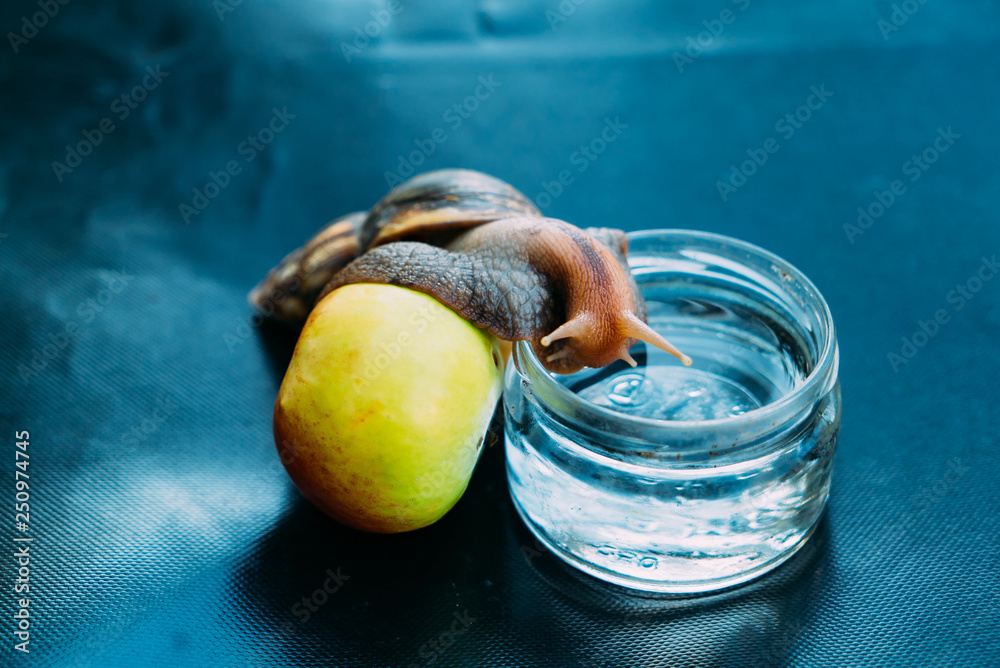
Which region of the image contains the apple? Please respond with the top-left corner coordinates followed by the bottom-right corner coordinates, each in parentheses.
top-left (273, 283), bottom-right (505, 533)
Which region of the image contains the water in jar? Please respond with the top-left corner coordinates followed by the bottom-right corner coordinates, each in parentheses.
top-left (505, 277), bottom-right (839, 593)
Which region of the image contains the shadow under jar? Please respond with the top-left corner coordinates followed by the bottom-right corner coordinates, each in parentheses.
top-left (504, 230), bottom-right (842, 594)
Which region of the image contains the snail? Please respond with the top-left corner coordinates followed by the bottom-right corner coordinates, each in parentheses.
top-left (250, 170), bottom-right (537, 325)
top-left (251, 169), bottom-right (691, 374)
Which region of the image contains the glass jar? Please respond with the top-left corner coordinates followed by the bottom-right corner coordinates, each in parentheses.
top-left (504, 230), bottom-right (842, 594)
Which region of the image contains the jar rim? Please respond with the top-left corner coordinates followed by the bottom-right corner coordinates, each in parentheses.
top-left (514, 229), bottom-right (839, 439)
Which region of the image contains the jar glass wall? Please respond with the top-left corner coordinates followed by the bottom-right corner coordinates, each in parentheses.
top-left (504, 230), bottom-right (842, 594)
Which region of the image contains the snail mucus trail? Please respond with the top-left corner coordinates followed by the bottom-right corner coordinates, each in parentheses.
top-left (251, 169), bottom-right (691, 374)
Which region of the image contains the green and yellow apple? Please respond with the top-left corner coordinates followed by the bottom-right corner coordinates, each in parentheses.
top-left (273, 283), bottom-right (504, 533)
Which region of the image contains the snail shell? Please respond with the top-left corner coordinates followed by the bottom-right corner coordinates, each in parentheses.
top-left (361, 168), bottom-right (540, 249)
top-left (249, 211), bottom-right (365, 325)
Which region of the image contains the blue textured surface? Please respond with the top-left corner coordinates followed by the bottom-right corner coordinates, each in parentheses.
top-left (1, 1), bottom-right (998, 666)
